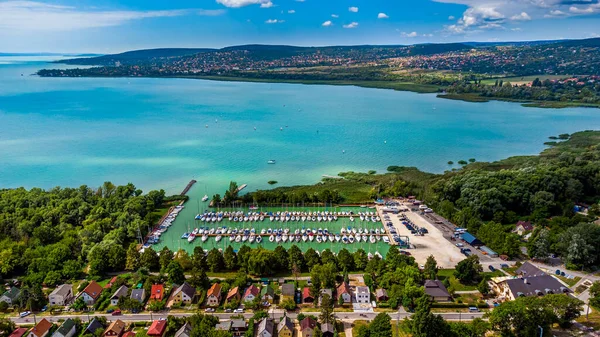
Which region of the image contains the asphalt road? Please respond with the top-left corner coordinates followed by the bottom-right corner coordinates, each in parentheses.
top-left (10, 310), bottom-right (486, 325)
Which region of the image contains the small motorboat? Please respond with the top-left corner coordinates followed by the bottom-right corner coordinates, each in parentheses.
top-left (269, 235), bottom-right (275, 242)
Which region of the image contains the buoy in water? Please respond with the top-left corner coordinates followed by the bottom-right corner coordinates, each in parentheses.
top-left (205, 124), bottom-right (208, 128)
top-left (384, 140), bottom-right (387, 144)
top-left (254, 127), bottom-right (257, 130)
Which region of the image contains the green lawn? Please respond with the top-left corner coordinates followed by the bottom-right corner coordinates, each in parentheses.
top-left (437, 269), bottom-right (478, 291)
top-left (556, 275), bottom-right (581, 287)
top-left (480, 75), bottom-right (570, 85)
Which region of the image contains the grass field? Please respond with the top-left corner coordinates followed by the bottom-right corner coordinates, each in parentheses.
top-left (556, 275), bottom-right (581, 287)
top-left (480, 75), bottom-right (570, 86)
top-left (436, 269), bottom-right (503, 292)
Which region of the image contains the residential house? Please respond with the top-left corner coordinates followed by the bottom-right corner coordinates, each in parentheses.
top-left (277, 316), bottom-right (294, 337)
top-left (354, 286), bottom-right (370, 304)
top-left (9, 328), bottom-right (29, 337)
top-left (336, 282), bottom-right (352, 304)
top-left (147, 320), bottom-right (167, 337)
top-left (52, 318), bottom-right (76, 337)
top-left (256, 318), bottom-right (274, 337)
top-left (260, 285), bottom-right (274, 303)
top-left (493, 275), bottom-right (571, 301)
top-left (0, 287), bottom-right (20, 305)
top-left (105, 277), bottom-right (118, 289)
top-left (424, 280), bottom-right (452, 302)
top-left (206, 283), bottom-right (222, 307)
top-left (226, 286), bottom-right (241, 304)
top-left (515, 221), bottom-right (534, 235)
top-left (319, 289), bottom-right (333, 306)
top-left (375, 289), bottom-right (389, 302)
top-left (79, 281), bottom-right (103, 305)
top-left (215, 321), bottom-right (232, 333)
top-left (150, 284), bottom-right (165, 301)
top-left (27, 318), bottom-right (53, 337)
top-left (321, 323), bottom-right (335, 337)
top-left (230, 319), bottom-right (247, 337)
top-left (122, 333), bottom-right (135, 337)
top-left (299, 317), bottom-right (317, 337)
top-left (281, 284), bottom-right (295, 300)
top-left (130, 289), bottom-right (146, 304)
top-left (84, 319), bottom-right (104, 336)
top-left (174, 322), bottom-right (192, 337)
top-left (171, 282), bottom-right (195, 306)
top-left (49, 284), bottom-right (73, 306)
top-left (243, 285), bottom-right (259, 303)
top-left (302, 288), bottom-right (314, 303)
top-left (111, 285), bottom-right (129, 306)
top-left (103, 320), bottom-right (125, 337)
top-left (515, 262), bottom-right (546, 278)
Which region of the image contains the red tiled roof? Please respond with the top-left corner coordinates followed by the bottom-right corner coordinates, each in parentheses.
top-left (147, 320), bottom-right (167, 336)
top-left (83, 281), bottom-right (103, 300)
top-left (337, 282), bottom-right (351, 296)
top-left (226, 286), bottom-right (240, 301)
top-left (9, 328), bottom-right (29, 337)
top-left (31, 319), bottom-right (52, 337)
top-left (244, 285), bottom-right (259, 298)
top-left (105, 276), bottom-right (118, 289)
top-left (150, 284), bottom-right (164, 300)
top-left (122, 332), bottom-right (136, 337)
top-left (302, 287), bottom-right (313, 301)
top-left (207, 283), bottom-right (222, 298)
top-left (300, 317), bottom-right (317, 331)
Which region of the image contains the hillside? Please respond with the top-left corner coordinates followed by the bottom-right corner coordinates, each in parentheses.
top-left (59, 48), bottom-right (216, 65)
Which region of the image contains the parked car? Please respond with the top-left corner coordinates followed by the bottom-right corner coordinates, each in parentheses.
top-left (233, 308), bottom-right (244, 313)
top-left (225, 309), bottom-right (232, 313)
top-left (19, 311), bottom-right (31, 318)
top-left (500, 264), bottom-right (509, 269)
top-left (106, 309), bottom-right (114, 314)
top-left (489, 266), bottom-right (496, 272)
top-left (455, 243), bottom-right (464, 247)
top-left (205, 308), bottom-right (215, 313)
top-left (469, 307), bottom-right (480, 312)
top-left (112, 310), bottom-right (122, 316)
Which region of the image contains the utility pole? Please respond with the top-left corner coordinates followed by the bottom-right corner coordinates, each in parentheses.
top-left (538, 325), bottom-right (543, 337)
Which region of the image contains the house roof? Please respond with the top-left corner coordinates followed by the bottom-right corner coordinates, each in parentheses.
top-left (131, 289), bottom-right (145, 301)
top-left (105, 276), bottom-right (118, 289)
top-left (226, 286), bottom-right (240, 301)
top-left (257, 318), bottom-right (274, 335)
top-left (150, 284), bottom-right (164, 300)
top-left (320, 289), bottom-right (332, 297)
top-left (460, 232), bottom-right (481, 245)
top-left (516, 221), bottom-right (534, 231)
top-left (376, 288), bottom-right (388, 298)
top-left (356, 286), bottom-right (369, 294)
top-left (322, 323), bottom-right (335, 333)
top-left (515, 262), bottom-right (546, 278)
top-left (148, 320), bottom-right (167, 336)
top-left (337, 282), bottom-right (351, 296)
top-left (505, 275), bottom-right (571, 298)
top-left (8, 328), bottom-right (28, 337)
top-left (424, 280), bottom-right (451, 298)
top-left (105, 320), bottom-right (126, 336)
top-left (277, 316), bottom-right (294, 333)
top-left (281, 284), bottom-right (295, 297)
top-left (112, 285), bottom-right (129, 300)
top-left (207, 283), bottom-right (221, 298)
top-left (175, 282), bottom-right (196, 299)
top-left (243, 285), bottom-right (259, 298)
top-left (260, 286), bottom-right (274, 297)
top-left (2, 287), bottom-right (20, 301)
top-left (82, 281), bottom-right (103, 300)
top-left (122, 332), bottom-right (136, 337)
top-left (302, 287), bottom-right (313, 301)
top-left (231, 319), bottom-right (247, 329)
top-left (56, 318), bottom-right (75, 336)
top-left (31, 318), bottom-right (52, 337)
top-left (85, 318), bottom-right (104, 334)
top-left (174, 322), bottom-right (192, 337)
top-left (300, 317), bottom-right (317, 331)
top-left (215, 321), bottom-right (232, 331)
top-left (50, 284), bottom-right (72, 298)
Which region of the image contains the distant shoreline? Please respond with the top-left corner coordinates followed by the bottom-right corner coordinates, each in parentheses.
top-left (36, 72), bottom-right (600, 109)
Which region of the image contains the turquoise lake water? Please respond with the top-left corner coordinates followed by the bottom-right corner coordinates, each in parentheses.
top-left (1, 56), bottom-right (599, 202)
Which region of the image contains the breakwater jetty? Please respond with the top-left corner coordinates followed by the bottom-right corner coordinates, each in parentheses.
top-left (180, 179), bottom-right (197, 196)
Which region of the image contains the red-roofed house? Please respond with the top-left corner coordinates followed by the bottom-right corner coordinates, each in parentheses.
top-left (243, 285), bottom-right (259, 303)
top-left (122, 332), bottom-right (136, 337)
top-left (515, 221), bottom-right (534, 235)
top-left (80, 281), bottom-right (103, 305)
top-left (147, 320), bottom-right (167, 337)
top-left (27, 318), bottom-right (53, 337)
top-left (302, 287), bottom-right (314, 303)
top-left (9, 328), bottom-right (28, 337)
top-left (105, 276), bottom-right (118, 289)
top-left (336, 282), bottom-right (352, 304)
top-left (150, 284), bottom-right (165, 301)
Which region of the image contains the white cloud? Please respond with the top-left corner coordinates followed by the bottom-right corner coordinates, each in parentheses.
top-left (511, 12), bottom-right (531, 20)
top-left (377, 12), bottom-right (389, 19)
top-left (448, 15), bottom-right (455, 20)
top-left (331, 14), bottom-right (339, 18)
top-left (343, 22), bottom-right (358, 28)
top-left (216, 0), bottom-right (272, 8)
top-left (0, 1), bottom-right (190, 31)
top-left (265, 18), bottom-right (284, 23)
top-left (322, 20), bottom-right (333, 27)
top-left (295, 0), bottom-right (305, 2)
top-left (569, 5), bottom-right (595, 13)
top-left (401, 31), bottom-right (418, 37)
top-left (198, 9), bottom-right (227, 16)
top-left (288, 9), bottom-right (295, 13)
top-left (423, 33), bottom-right (434, 37)
top-left (348, 6), bottom-right (359, 12)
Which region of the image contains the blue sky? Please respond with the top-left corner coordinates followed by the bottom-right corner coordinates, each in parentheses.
top-left (1, 0), bottom-right (599, 53)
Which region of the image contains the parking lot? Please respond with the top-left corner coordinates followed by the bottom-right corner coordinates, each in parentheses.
top-left (377, 204), bottom-right (466, 268)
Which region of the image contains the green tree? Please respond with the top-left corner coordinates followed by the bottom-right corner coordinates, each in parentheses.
top-left (319, 293), bottom-right (335, 324)
top-left (288, 245), bottom-right (305, 271)
top-left (423, 255), bottom-right (437, 280)
top-left (159, 247), bottom-right (174, 272)
top-left (125, 243), bottom-right (140, 271)
top-left (454, 255), bottom-right (482, 284)
top-left (354, 249), bottom-right (368, 271)
top-left (223, 246), bottom-right (237, 270)
top-left (207, 248), bottom-right (224, 273)
top-left (140, 247), bottom-right (160, 271)
top-left (369, 313), bottom-right (392, 337)
top-left (410, 294), bottom-right (450, 337)
top-left (337, 248), bottom-right (354, 271)
top-left (304, 248), bottom-right (321, 270)
top-left (590, 281), bottom-right (600, 308)
top-left (166, 260), bottom-right (186, 285)
top-left (273, 246), bottom-right (289, 272)
top-left (0, 317), bottom-right (16, 336)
